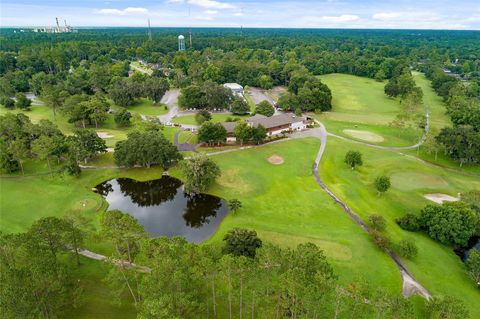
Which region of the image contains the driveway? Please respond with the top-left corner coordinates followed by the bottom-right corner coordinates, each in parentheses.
top-left (158, 89), bottom-right (180, 122)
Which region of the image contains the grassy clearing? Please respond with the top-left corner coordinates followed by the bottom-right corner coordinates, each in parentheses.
top-left (316, 73), bottom-right (423, 147)
top-left (121, 98), bottom-right (168, 116)
top-left (0, 167), bottom-right (164, 234)
top-left (320, 137), bottom-right (480, 317)
top-left (130, 61), bottom-right (153, 75)
top-left (319, 73), bottom-right (401, 125)
top-left (172, 113), bottom-right (248, 125)
top-left (172, 138), bottom-right (401, 291)
top-left (65, 256), bottom-right (137, 319)
top-left (408, 72), bottom-right (480, 174)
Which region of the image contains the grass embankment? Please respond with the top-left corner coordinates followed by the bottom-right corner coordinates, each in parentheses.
top-left (316, 73), bottom-right (422, 147)
top-left (320, 137), bottom-right (480, 318)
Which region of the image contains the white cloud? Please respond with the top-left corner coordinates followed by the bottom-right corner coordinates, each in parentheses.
top-left (204, 10), bottom-right (218, 14)
top-left (96, 7), bottom-right (148, 16)
top-left (308, 14), bottom-right (360, 23)
top-left (188, 0), bottom-right (236, 10)
top-left (233, 12), bottom-right (243, 17)
top-left (372, 12), bottom-right (402, 20)
top-left (324, 14), bottom-right (359, 22)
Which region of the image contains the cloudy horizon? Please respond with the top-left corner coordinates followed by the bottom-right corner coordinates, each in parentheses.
top-left (1, 0), bottom-right (480, 30)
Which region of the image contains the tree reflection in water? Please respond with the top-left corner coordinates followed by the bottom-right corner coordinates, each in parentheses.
top-left (94, 176), bottom-right (228, 242)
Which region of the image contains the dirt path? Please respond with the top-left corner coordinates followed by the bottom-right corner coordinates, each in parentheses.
top-left (77, 248), bottom-right (151, 273)
top-left (311, 120), bottom-right (431, 299)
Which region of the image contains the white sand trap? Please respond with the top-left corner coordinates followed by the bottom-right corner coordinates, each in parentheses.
top-left (343, 129), bottom-right (384, 143)
top-left (424, 193), bottom-right (459, 204)
top-left (96, 132), bottom-right (113, 139)
top-left (267, 155), bottom-right (284, 165)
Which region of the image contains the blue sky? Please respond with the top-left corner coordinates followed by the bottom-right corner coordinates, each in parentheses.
top-left (2, 0), bottom-right (480, 29)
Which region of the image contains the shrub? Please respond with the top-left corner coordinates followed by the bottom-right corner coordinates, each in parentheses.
top-left (195, 110), bottom-right (212, 124)
top-left (344, 150), bottom-right (363, 169)
top-left (396, 239), bottom-right (418, 259)
top-left (374, 175), bottom-right (391, 195)
top-left (396, 214), bottom-right (420, 231)
top-left (0, 96), bottom-right (15, 109)
top-left (419, 202), bottom-right (477, 246)
top-left (114, 108), bottom-right (132, 126)
top-left (222, 228), bottom-right (262, 258)
top-left (15, 93), bottom-right (31, 110)
top-left (370, 230), bottom-right (391, 251)
top-left (368, 214), bottom-right (386, 231)
top-left (255, 100), bottom-right (275, 117)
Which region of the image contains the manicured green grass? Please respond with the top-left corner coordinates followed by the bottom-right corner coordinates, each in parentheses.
top-left (172, 114), bottom-right (247, 125)
top-left (412, 72), bottom-right (451, 132)
top-left (177, 130), bottom-right (198, 144)
top-left (0, 167), bottom-right (164, 234)
top-left (407, 72), bottom-right (480, 174)
top-left (316, 73), bottom-right (423, 147)
top-left (172, 138), bottom-right (401, 291)
top-left (320, 137), bottom-right (480, 318)
top-left (317, 117), bottom-right (422, 147)
top-left (319, 73), bottom-right (402, 125)
top-left (121, 98), bottom-right (168, 116)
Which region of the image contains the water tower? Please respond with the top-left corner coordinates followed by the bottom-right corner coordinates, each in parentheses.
top-left (178, 35), bottom-right (186, 51)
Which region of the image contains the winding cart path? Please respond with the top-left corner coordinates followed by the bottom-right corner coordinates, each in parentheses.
top-left (311, 121), bottom-right (431, 299)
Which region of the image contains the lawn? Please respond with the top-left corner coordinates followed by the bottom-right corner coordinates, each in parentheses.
top-left (319, 73), bottom-right (402, 125)
top-left (320, 136), bottom-right (480, 318)
top-left (171, 138), bottom-right (401, 292)
top-left (119, 98), bottom-right (169, 116)
top-left (172, 113), bottom-right (248, 125)
top-left (65, 256), bottom-right (137, 319)
top-left (316, 73), bottom-right (423, 147)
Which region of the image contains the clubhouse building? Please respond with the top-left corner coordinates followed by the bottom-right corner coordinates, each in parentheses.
top-left (222, 113), bottom-right (309, 142)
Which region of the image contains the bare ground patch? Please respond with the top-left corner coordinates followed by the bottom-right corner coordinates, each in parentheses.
top-left (96, 131), bottom-right (114, 139)
top-left (216, 168), bottom-right (252, 195)
top-left (267, 155), bottom-right (284, 165)
top-left (343, 129), bottom-right (384, 143)
top-left (424, 193), bottom-right (459, 204)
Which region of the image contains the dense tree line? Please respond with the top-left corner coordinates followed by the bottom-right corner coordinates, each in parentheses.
top-left (396, 196), bottom-right (480, 287)
top-left (0, 113), bottom-right (105, 174)
top-left (422, 64), bottom-right (480, 165)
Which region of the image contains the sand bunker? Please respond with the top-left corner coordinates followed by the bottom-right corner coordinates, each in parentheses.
top-left (267, 155), bottom-right (284, 165)
top-left (97, 131), bottom-right (113, 139)
top-left (343, 129), bottom-right (384, 143)
top-left (424, 193), bottom-right (459, 204)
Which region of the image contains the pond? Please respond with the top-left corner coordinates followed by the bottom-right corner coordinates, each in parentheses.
top-left (454, 236), bottom-right (480, 262)
top-left (94, 176), bottom-right (229, 243)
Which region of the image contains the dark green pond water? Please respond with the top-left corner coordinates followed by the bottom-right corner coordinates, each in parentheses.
top-left (95, 176), bottom-right (228, 242)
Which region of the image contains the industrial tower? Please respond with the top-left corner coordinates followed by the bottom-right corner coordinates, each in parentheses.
top-left (148, 19), bottom-right (152, 41)
top-left (178, 35), bottom-right (186, 51)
